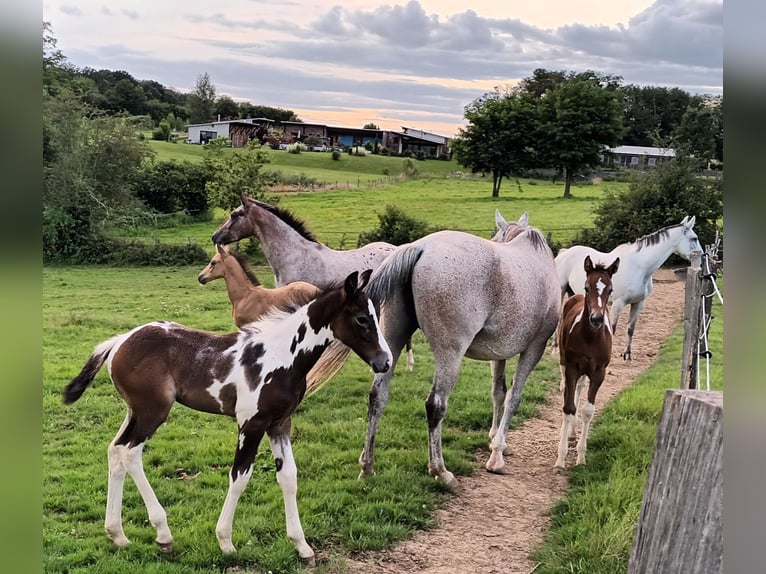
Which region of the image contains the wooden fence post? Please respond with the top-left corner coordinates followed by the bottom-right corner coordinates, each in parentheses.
top-left (680, 252), bottom-right (702, 389)
top-left (628, 390), bottom-right (723, 574)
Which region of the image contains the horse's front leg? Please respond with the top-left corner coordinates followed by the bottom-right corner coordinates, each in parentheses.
top-left (622, 300), bottom-right (646, 361)
top-left (359, 369), bottom-right (394, 479)
top-left (268, 420), bottom-right (314, 564)
top-left (576, 369), bottom-right (605, 465)
top-left (488, 360), bottom-right (512, 456)
top-left (426, 358), bottom-right (463, 488)
top-left (216, 422), bottom-right (265, 554)
top-left (555, 366), bottom-right (579, 469)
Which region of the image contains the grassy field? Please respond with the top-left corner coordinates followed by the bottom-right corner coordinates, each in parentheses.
top-left (146, 139), bottom-right (458, 184)
top-left (43, 265), bottom-right (559, 574)
top-left (44, 158), bottom-right (720, 572)
top-left (111, 174), bottom-right (618, 252)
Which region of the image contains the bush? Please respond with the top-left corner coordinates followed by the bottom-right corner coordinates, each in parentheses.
top-left (357, 205), bottom-right (436, 246)
top-left (570, 158), bottom-right (723, 263)
top-left (287, 142), bottom-right (307, 154)
top-left (332, 150), bottom-right (342, 160)
top-left (132, 160), bottom-right (211, 214)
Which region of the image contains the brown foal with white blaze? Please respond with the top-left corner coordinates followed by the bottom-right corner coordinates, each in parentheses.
top-left (555, 255), bottom-right (620, 469)
top-left (62, 270), bottom-right (391, 563)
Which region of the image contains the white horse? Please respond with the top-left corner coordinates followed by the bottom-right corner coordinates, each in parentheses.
top-left (554, 216), bottom-right (702, 360)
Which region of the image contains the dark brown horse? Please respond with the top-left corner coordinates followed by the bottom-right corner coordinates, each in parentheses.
top-left (555, 255), bottom-right (620, 469)
top-left (62, 270), bottom-right (391, 563)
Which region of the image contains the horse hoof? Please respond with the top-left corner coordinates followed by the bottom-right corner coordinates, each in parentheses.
top-left (554, 465), bottom-right (567, 474)
top-left (109, 535), bottom-right (130, 548)
top-left (157, 541), bottom-right (173, 553)
top-left (486, 466), bottom-right (508, 476)
top-left (502, 446), bottom-right (513, 456)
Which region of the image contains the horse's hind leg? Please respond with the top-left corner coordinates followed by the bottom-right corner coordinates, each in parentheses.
top-left (405, 337), bottom-right (415, 371)
top-left (268, 420), bottom-right (314, 564)
top-left (425, 354), bottom-right (464, 488)
top-left (487, 338), bottom-right (548, 474)
top-left (488, 359), bottom-right (512, 456)
top-left (621, 301), bottom-right (646, 361)
top-left (107, 409), bottom-right (173, 551)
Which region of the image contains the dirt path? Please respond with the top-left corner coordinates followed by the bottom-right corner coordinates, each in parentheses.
top-left (345, 269), bottom-right (685, 574)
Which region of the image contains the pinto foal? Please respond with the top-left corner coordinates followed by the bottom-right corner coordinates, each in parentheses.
top-left (62, 270), bottom-right (391, 562)
top-left (555, 255), bottom-right (620, 469)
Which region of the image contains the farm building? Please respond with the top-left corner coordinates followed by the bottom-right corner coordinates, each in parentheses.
top-left (185, 118), bottom-right (451, 157)
top-left (603, 145), bottom-right (676, 169)
top-left (186, 118), bottom-right (273, 147)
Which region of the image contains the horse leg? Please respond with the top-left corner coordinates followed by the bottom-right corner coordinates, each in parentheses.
top-left (425, 355), bottom-right (464, 488)
top-left (488, 359), bottom-right (512, 456)
top-left (576, 370), bottom-right (605, 465)
top-left (106, 408), bottom-right (174, 551)
top-left (104, 413), bottom-right (132, 548)
top-left (487, 337), bottom-right (548, 473)
top-left (621, 300), bottom-right (646, 361)
top-left (555, 366), bottom-right (579, 469)
top-left (571, 375), bottom-right (588, 440)
top-left (216, 421), bottom-right (266, 554)
top-left (358, 323), bottom-right (411, 479)
top-left (268, 420), bottom-right (314, 564)
top-left (405, 337), bottom-right (415, 372)
top-left (550, 290), bottom-right (567, 355)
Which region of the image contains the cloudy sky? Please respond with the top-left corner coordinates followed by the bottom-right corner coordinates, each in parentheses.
top-left (43, 0), bottom-right (722, 137)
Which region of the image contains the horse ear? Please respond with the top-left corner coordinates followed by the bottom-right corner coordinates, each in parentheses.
top-left (358, 269), bottom-right (372, 290)
top-left (687, 215), bottom-right (696, 228)
top-left (344, 271), bottom-right (360, 297)
top-left (609, 257), bottom-right (620, 276)
top-left (240, 193), bottom-right (254, 207)
top-left (518, 212), bottom-right (529, 226)
top-left (216, 244), bottom-right (226, 257)
top-left (583, 255), bottom-right (593, 273)
top-left (680, 215), bottom-right (689, 225)
top-left (495, 209), bottom-right (507, 229)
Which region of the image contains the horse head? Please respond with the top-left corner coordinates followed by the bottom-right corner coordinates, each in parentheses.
top-left (324, 270), bottom-right (391, 374)
top-left (211, 196), bottom-right (258, 245)
top-left (491, 210), bottom-right (530, 243)
top-left (583, 255), bottom-right (620, 328)
top-left (198, 244), bottom-right (230, 284)
top-left (673, 215), bottom-right (702, 260)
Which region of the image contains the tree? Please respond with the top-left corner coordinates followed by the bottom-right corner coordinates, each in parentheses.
top-left (619, 85), bottom-right (700, 147)
top-left (43, 89), bottom-right (154, 261)
top-left (215, 95), bottom-right (239, 120)
top-left (673, 95), bottom-right (723, 165)
top-left (187, 72), bottom-right (216, 124)
top-left (534, 77), bottom-right (625, 198)
top-left (203, 139), bottom-right (275, 211)
top-left (452, 89), bottom-right (538, 197)
top-left (363, 123), bottom-right (380, 130)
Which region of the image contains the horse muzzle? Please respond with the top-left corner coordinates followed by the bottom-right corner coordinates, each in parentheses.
top-left (369, 353), bottom-right (391, 374)
top-left (197, 275), bottom-right (208, 285)
top-left (589, 313), bottom-right (605, 328)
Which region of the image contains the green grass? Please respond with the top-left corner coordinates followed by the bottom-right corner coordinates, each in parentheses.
top-left (43, 265), bottom-right (560, 573)
top-left (530, 281), bottom-right (723, 573)
top-left (111, 176), bottom-right (619, 251)
top-left (146, 139), bottom-right (458, 183)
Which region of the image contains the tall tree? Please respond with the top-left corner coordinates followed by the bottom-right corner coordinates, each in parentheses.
top-left (619, 85), bottom-right (701, 146)
top-left (362, 122), bottom-right (380, 129)
top-left (452, 89), bottom-right (537, 197)
top-left (534, 76), bottom-right (625, 198)
top-left (187, 72), bottom-right (216, 124)
top-left (215, 95), bottom-right (239, 120)
top-left (673, 95), bottom-right (723, 164)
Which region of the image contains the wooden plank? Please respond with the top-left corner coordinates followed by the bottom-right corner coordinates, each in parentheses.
top-left (628, 390), bottom-right (723, 573)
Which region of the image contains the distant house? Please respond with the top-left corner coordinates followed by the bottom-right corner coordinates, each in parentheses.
top-left (185, 117), bottom-right (272, 146)
top-left (185, 118), bottom-right (451, 157)
top-left (603, 145), bottom-right (676, 169)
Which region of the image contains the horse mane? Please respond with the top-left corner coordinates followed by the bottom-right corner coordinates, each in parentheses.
top-left (507, 227), bottom-right (550, 253)
top-left (633, 224), bottom-right (678, 251)
top-left (256, 201), bottom-right (318, 242)
top-left (228, 249), bottom-right (262, 287)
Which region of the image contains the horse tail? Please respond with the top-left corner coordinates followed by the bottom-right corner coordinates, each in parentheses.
top-left (62, 334), bottom-right (123, 405)
top-left (366, 243), bottom-right (424, 309)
